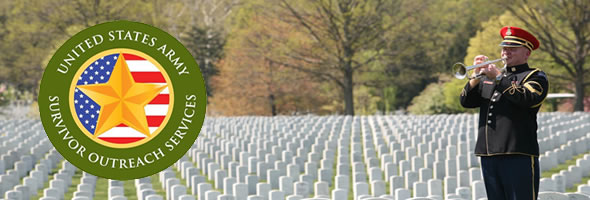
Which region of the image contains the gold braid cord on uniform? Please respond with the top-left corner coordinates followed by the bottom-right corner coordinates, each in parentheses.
top-left (502, 82), bottom-right (526, 95)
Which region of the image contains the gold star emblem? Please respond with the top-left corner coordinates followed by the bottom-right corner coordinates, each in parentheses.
top-left (78, 53), bottom-right (167, 138)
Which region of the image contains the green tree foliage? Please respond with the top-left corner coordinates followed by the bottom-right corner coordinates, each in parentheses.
top-left (0, 0), bottom-right (582, 115)
top-left (382, 0), bottom-right (503, 111)
top-left (179, 0), bottom-right (240, 97)
top-left (181, 26), bottom-right (225, 97)
top-left (0, 0), bottom-right (173, 97)
top-left (407, 81), bottom-right (448, 115)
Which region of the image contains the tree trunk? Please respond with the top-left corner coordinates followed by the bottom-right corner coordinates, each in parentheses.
top-left (574, 72), bottom-right (585, 111)
top-left (269, 94), bottom-right (277, 116)
top-left (343, 68), bottom-right (354, 116)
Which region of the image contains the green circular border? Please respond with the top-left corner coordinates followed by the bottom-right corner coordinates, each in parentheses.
top-left (38, 20), bottom-right (206, 180)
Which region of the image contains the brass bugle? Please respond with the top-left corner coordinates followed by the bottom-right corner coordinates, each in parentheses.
top-left (452, 58), bottom-right (506, 79)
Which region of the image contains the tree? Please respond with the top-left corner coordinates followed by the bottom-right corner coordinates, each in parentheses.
top-left (181, 26), bottom-right (225, 97)
top-left (497, 0), bottom-right (590, 111)
top-left (209, 12), bottom-right (329, 116)
top-left (268, 0), bottom-right (406, 115)
top-left (407, 81), bottom-right (448, 115)
top-left (0, 0), bottom-right (160, 96)
top-left (180, 0), bottom-right (240, 97)
top-left (380, 0), bottom-right (503, 111)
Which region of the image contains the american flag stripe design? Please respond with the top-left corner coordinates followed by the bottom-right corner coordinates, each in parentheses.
top-left (75, 53), bottom-right (170, 144)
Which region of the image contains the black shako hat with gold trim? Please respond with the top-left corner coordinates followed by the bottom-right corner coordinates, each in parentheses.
top-left (499, 26), bottom-right (540, 51)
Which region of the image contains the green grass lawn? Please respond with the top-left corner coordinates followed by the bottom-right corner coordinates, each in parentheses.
top-left (28, 142), bottom-right (590, 200)
top-left (541, 150), bottom-right (590, 192)
top-left (541, 151), bottom-right (588, 178)
top-left (63, 169), bottom-right (83, 200)
top-left (31, 162), bottom-right (61, 200)
top-left (149, 173), bottom-right (167, 197)
top-left (93, 177), bottom-right (109, 199)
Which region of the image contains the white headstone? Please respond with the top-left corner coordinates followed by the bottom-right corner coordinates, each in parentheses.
top-left (178, 195), bottom-right (195, 200)
top-left (354, 182), bottom-right (369, 199)
top-left (218, 194), bottom-right (235, 200)
top-left (246, 175), bottom-right (258, 195)
top-left (216, 170), bottom-right (228, 189)
top-left (191, 175), bottom-right (206, 195)
top-left (172, 185), bottom-right (187, 200)
top-left (315, 182), bottom-right (329, 197)
top-left (145, 194), bottom-right (164, 200)
top-left (206, 190), bottom-right (221, 200)
top-left (256, 183), bottom-right (270, 200)
top-left (224, 177), bottom-right (237, 195)
top-left (404, 171), bottom-right (418, 189)
top-left (108, 186), bottom-right (124, 199)
top-left (198, 183), bottom-right (213, 200)
top-left (233, 183), bottom-right (248, 200)
top-left (331, 189), bottom-right (347, 200)
top-left (471, 180), bottom-right (486, 200)
top-left (444, 176), bottom-right (457, 196)
top-left (335, 175), bottom-right (349, 190)
top-left (537, 192), bottom-right (568, 200)
top-left (394, 188), bottom-right (411, 200)
top-left (269, 190), bottom-right (284, 200)
top-left (413, 182), bottom-right (428, 197)
top-left (427, 179), bottom-right (443, 196)
top-left (540, 178), bottom-right (555, 192)
top-left (419, 168), bottom-right (433, 183)
top-left (458, 170), bottom-right (469, 187)
top-left (293, 182), bottom-right (309, 197)
top-left (455, 187), bottom-right (471, 200)
top-left (279, 176), bottom-right (293, 195)
top-left (371, 180), bottom-right (386, 197)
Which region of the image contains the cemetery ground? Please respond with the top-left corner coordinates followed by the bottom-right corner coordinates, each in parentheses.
top-left (2, 112), bottom-right (590, 200)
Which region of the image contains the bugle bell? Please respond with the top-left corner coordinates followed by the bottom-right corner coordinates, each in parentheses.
top-left (452, 58), bottom-right (506, 79)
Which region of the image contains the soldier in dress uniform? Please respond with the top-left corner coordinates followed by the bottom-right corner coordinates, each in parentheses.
top-left (460, 26), bottom-right (549, 199)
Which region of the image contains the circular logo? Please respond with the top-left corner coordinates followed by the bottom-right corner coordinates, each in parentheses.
top-left (38, 21), bottom-right (206, 180)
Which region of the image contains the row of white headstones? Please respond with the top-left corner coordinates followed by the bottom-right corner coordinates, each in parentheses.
top-left (0, 113), bottom-right (590, 200)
